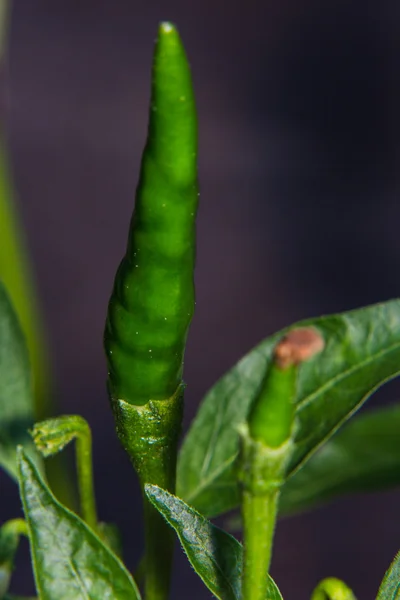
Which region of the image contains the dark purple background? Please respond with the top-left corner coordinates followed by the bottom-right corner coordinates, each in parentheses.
top-left (2, 1), bottom-right (400, 598)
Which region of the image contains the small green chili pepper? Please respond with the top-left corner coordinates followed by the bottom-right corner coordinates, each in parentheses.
top-left (248, 327), bottom-right (325, 447)
top-left (104, 22), bottom-right (198, 407)
top-left (103, 23), bottom-right (198, 600)
top-left (240, 328), bottom-right (325, 600)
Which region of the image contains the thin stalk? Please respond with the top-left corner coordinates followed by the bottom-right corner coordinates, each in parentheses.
top-left (75, 420), bottom-right (98, 531)
top-left (239, 428), bottom-right (292, 600)
top-left (139, 418), bottom-right (177, 600)
top-left (32, 416), bottom-right (97, 529)
top-left (1, 518), bottom-right (28, 538)
top-left (241, 489), bottom-right (280, 600)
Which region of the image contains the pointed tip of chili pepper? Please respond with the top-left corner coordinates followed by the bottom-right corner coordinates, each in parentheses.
top-left (159, 21), bottom-right (176, 35)
top-left (149, 20), bottom-right (197, 187)
top-left (155, 21), bottom-right (186, 60)
top-left (156, 21), bottom-right (181, 51)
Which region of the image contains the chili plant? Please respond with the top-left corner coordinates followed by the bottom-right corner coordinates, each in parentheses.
top-left (2, 20), bottom-right (400, 600)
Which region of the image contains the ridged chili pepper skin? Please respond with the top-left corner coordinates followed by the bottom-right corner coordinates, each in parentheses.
top-left (104, 22), bottom-right (198, 407)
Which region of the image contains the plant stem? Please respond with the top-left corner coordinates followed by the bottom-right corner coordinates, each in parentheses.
top-left (239, 426), bottom-right (292, 600)
top-left (75, 419), bottom-right (98, 531)
top-left (143, 489), bottom-right (175, 600)
top-left (1, 518), bottom-right (28, 538)
top-left (241, 489), bottom-right (279, 600)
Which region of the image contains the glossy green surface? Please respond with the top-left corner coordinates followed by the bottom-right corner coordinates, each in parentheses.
top-left (18, 450), bottom-right (141, 600)
top-left (177, 300), bottom-right (400, 517)
top-left (104, 22), bottom-right (198, 406)
top-left (0, 283), bottom-right (38, 479)
top-left (145, 484), bottom-right (283, 600)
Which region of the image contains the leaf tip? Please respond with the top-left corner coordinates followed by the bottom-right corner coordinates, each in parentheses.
top-left (144, 483), bottom-right (161, 500)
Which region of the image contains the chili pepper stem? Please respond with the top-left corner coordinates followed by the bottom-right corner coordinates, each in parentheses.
top-left (74, 420), bottom-right (98, 531)
top-left (239, 426), bottom-right (292, 600)
top-left (241, 488), bottom-right (279, 600)
top-left (143, 494), bottom-right (175, 600)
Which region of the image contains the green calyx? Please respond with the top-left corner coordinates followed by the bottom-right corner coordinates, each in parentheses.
top-left (238, 424), bottom-right (293, 496)
top-left (104, 21), bottom-right (198, 406)
top-left (111, 384), bottom-right (184, 600)
top-left (111, 384), bottom-right (184, 489)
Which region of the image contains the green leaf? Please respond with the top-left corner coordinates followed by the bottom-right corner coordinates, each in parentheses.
top-left (376, 550), bottom-right (400, 599)
top-left (144, 484), bottom-right (283, 600)
top-left (0, 283), bottom-right (37, 479)
top-left (177, 300), bottom-right (400, 517)
top-left (17, 449), bottom-right (141, 600)
top-left (280, 404), bottom-right (400, 515)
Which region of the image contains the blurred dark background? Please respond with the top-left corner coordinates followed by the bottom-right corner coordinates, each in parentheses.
top-left (2, 1), bottom-right (400, 598)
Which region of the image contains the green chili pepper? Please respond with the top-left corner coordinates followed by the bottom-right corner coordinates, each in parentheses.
top-left (240, 328), bottom-right (325, 600)
top-left (248, 328), bottom-right (324, 447)
top-left (104, 22), bottom-right (198, 407)
top-left (103, 22), bottom-right (198, 600)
